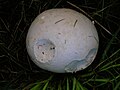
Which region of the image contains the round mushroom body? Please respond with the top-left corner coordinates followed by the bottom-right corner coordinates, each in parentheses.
top-left (26, 8), bottom-right (99, 73)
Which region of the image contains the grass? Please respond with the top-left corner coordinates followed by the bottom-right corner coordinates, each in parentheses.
top-left (0, 0), bottom-right (120, 90)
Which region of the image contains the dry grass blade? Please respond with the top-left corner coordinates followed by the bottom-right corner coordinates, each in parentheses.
top-left (67, 1), bottom-right (112, 35)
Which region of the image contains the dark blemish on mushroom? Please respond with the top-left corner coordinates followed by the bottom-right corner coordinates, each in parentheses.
top-left (55, 19), bottom-right (65, 24)
top-left (74, 20), bottom-right (78, 27)
top-left (65, 40), bottom-right (66, 44)
top-left (42, 52), bottom-right (44, 54)
top-left (38, 45), bottom-right (42, 49)
top-left (50, 47), bottom-right (52, 50)
top-left (75, 52), bottom-right (77, 54)
top-left (58, 33), bottom-right (61, 35)
top-left (50, 47), bottom-right (55, 50)
top-left (53, 55), bottom-right (55, 57)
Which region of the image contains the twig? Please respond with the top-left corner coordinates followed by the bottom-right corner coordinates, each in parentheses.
top-left (67, 1), bottom-right (112, 35)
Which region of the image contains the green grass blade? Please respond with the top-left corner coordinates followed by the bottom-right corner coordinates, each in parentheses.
top-left (67, 78), bottom-right (69, 90)
top-left (42, 75), bottom-right (53, 90)
top-left (102, 27), bottom-right (120, 59)
top-left (108, 49), bottom-right (120, 59)
top-left (30, 82), bottom-right (41, 90)
top-left (111, 75), bottom-right (120, 82)
top-left (89, 78), bottom-right (109, 82)
top-left (113, 81), bottom-right (120, 90)
top-left (81, 72), bottom-right (94, 78)
top-left (94, 49), bottom-right (120, 69)
top-left (58, 83), bottom-right (62, 90)
top-left (76, 81), bottom-right (85, 90)
top-left (42, 81), bottom-right (49, 90)
top-left (100, 57), bottom-right (120, 70)
top-left (100, 64), bottom-right (120, 72)
top-left (72, 77), bottom-right (76, 90)
top-left (22, 83), bottom-right (36, 90)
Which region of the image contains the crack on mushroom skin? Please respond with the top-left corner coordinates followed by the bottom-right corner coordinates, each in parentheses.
top-left (55, 19), bottom-right (65, 24)
top-left (64, 48), bottom-right (97, 73)
top-left (73, 20), bottom-right (78, 27)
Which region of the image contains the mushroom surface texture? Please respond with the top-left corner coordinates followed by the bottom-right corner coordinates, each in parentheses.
top-left (26, 8), bottom-right (99, 73)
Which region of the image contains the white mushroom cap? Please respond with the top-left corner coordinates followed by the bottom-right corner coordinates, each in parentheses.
top-left (26, 8), bottom-right (99, 73)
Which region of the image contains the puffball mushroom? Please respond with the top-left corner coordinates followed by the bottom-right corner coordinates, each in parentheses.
top-left (26, 8), bottom-right (99, 73)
